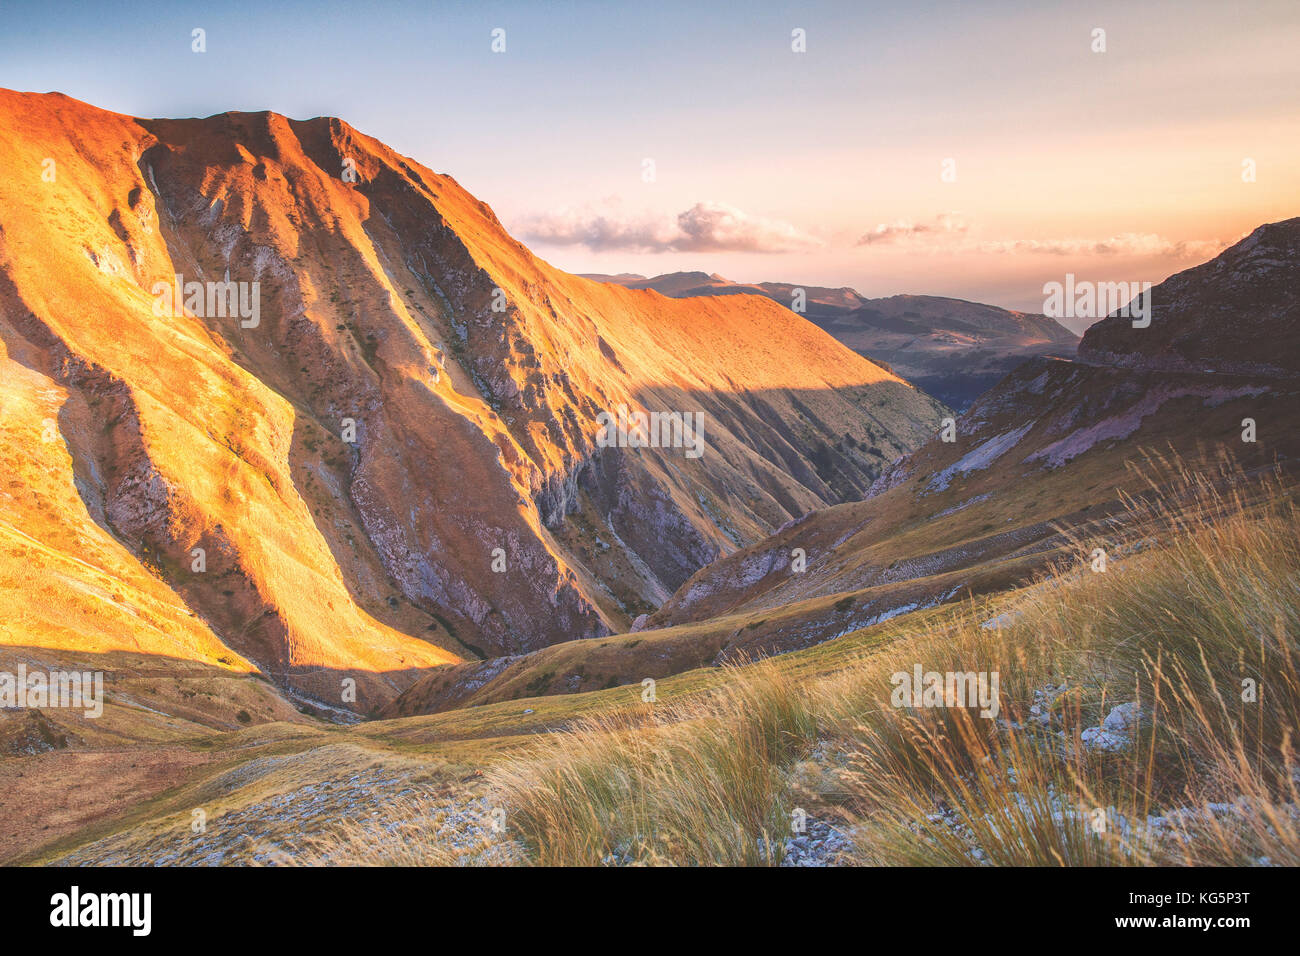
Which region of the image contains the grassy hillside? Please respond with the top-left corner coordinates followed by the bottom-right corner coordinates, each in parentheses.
top-left (478, 460), bottom-right (1300, 865)
top-left (41, 457), bottom-right (1296, 866)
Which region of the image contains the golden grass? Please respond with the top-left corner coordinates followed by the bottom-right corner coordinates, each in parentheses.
top-left (282, 455), bottom-right (1299, 866)
top-left (272, 793), bottom-right (520, 867)
top-left (485, 662), bottom-right (817, 865)
top-left (465, 455), bottom-right (1300, 866)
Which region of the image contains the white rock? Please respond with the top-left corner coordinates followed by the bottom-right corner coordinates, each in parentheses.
top-left (1102, 701), bottom-right (1143, 732)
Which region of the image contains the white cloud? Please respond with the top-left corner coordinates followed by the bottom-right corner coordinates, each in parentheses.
top-left (856, 213), bottom-right (968, 245)
top-left (976, 233), bottom-right (1230, 258)
top-left (516, 200), bottom-right (822, 254)
top-left (854, 216), bottom-right (1229, 260)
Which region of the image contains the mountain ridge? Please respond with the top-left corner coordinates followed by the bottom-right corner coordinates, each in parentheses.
top-left (582, 271), bottom-right (1079, 409)
top-left (0, 89), bottom-right (945, 713)
top-left (390, 215), bottom-right (1300, 714)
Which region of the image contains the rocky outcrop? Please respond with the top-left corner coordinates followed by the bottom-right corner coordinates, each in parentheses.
top-left (1079, 217), bottom-right (1300, 375)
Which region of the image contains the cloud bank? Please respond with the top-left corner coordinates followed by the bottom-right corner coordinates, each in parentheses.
top-left (974, 233), bottom-right (1230, 259)
top-left (520, 202), bottom-right (1229, 265)
top-left (856, 215), bottom-right (1228, 260)
top-left (856, 213), bottom-right (969, 245)
top-left (517, 200), bottom-right (823, 254)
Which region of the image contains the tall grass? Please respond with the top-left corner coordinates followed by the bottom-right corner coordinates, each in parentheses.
top-left (832, 456), bottom-right (1300, 866)
top-left (307, 457), bottom-right (1297, 865)
top-left (477, 457), bottom-right (1299, 866)
top-left (488, 661), bottom-right (818, 865)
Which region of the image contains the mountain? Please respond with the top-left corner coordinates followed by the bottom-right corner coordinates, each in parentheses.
top-left (1078, 218), bottom-right (1300, 375)
top-left (635, 219), bottom-right (1300, 633)
top-left (390, 218), bottom-right (1300, 714)
top-left (582, 272), bottom-right (1079, 410)
top-left (0, 90), bottom-right (944, 715)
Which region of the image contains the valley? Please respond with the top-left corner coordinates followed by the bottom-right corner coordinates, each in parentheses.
top-left (2, 89), bottom-right (1297, 869)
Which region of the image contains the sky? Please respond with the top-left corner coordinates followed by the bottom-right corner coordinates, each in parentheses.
top-left (2, 0), bottom-right (1297, 329)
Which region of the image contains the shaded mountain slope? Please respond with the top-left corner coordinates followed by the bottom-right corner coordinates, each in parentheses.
top-left (1079, 217), bottom-right (1300, 375)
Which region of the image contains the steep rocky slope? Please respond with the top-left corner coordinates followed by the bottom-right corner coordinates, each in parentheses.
top-left (585, 272), bottom-right (1079, 409)
top-left (0, 90), bottom-right (943, 713)
top-left (1079, 218), bottom-right (1300, 375)
top-left (639, 220), bottom-right (1300, 635)
top-left (391, 218), bottom-right (1300, 713)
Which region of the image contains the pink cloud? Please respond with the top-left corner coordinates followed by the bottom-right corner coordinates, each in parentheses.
top-left (517, 200), bottom-right (822, 254)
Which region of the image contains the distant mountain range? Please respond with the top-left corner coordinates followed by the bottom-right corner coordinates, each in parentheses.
top-left (582, 272), bottom-right (1080, 410)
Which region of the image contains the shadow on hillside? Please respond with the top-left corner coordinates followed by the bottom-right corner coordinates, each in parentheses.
top-left (0, 643), bottom-right (441, 729)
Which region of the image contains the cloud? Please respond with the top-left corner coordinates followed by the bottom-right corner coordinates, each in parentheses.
top-left (856, 213), bottom-right (968, 245)
top-left (854, 217), bottom-right (1228, 260)
top-left (976, 233), bottom-right (1230, 259)
top-left (517, 200), bottom-right (821, 254)
top-left (523, 202), bottom-right (1227, 264)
